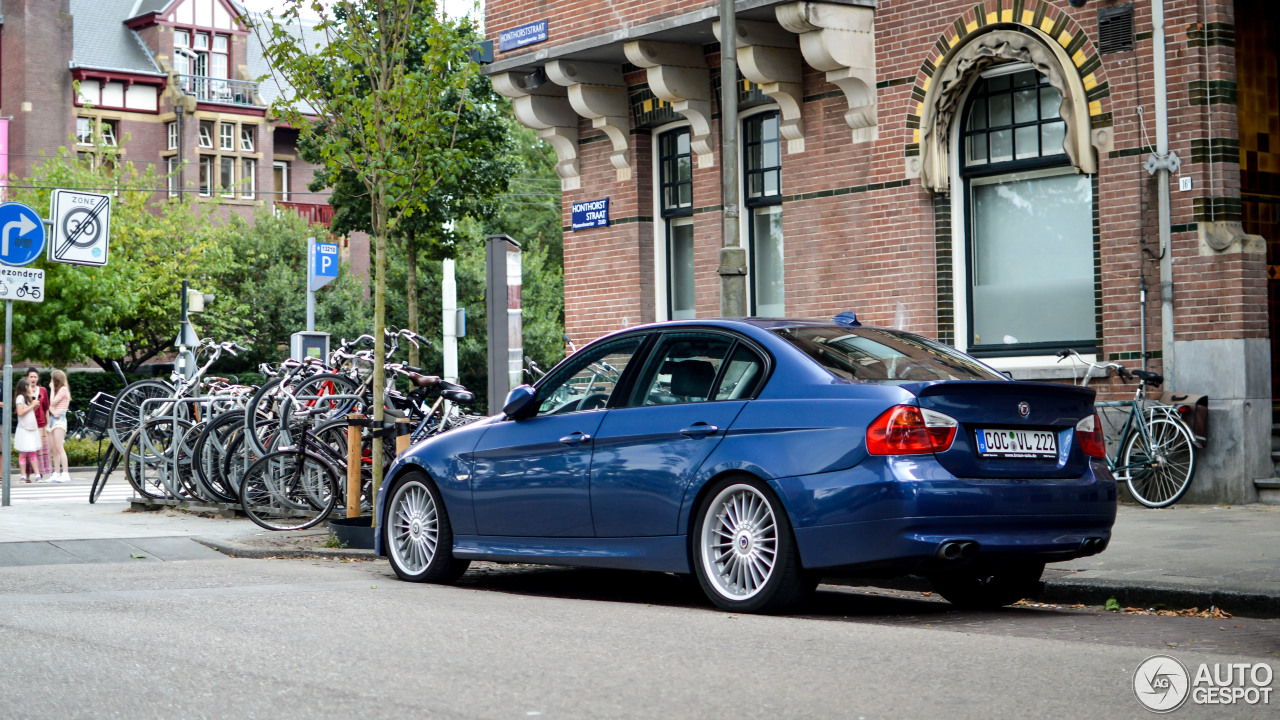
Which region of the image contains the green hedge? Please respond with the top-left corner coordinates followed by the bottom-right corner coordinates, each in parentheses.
top-left (9, 436), bottom-right (106, 468)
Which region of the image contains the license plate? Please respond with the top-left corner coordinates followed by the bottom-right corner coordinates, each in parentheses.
top-left (975, 428), bottom-right (1057, 459)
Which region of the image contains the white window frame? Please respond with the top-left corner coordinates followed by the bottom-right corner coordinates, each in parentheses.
top-left (100, 120), bottom-right (117, 147)
top-left (199, 155), bottom-right (213, 196)
top-left (219, 156), bottom-right (235, 198)
top-left (240, 125), bottom-right (255, 152)
top-left (241, 158), bottom-right (256, 199)
top-left (220, 122), bottom-right (234, 151)
top-left (651, 120), bottom-right (693, 322)
top-left (174, 30), bottom-right (190, 48)
top-left (167, 156), bottom-right (180, 197)
top-left (274, 160), bottom-right (289, 201)
top-left (75, 117), bottom-right (93, 146)
top-left (167, 121), bottom-right (178, 150)
top-left (198, 121), bottom-right (213, 148)
top-left (948, 62), bottom-right (1096, 374)
top-left (739, 106), bottom-right (784, 318)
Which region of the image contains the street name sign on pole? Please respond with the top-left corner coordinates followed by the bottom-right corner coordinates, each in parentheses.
top-left (48, 189), bottom-right (111, 267)
top-left (0, 201), bottom-right (45, 508)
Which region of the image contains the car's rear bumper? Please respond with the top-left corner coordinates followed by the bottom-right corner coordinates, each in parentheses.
top-left (771, 456), bottom-right (1117, 571)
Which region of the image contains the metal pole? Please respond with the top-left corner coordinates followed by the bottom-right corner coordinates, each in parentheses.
top-left (306, 236), bottom-right (316, 332)
top-left (717, 0), bottom-right (747, 317)
top-left (2, 300), bottom-right (11, 507)
top-left (1152, 0), bottom-right (1176, 390)
top-left (442, 258), bottom-right (458, 384)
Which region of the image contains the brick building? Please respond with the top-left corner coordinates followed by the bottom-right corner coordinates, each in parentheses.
top-left (0, 0), bottom-right (367, 276)
top-left (482, 0), bottom-right (1276, 503)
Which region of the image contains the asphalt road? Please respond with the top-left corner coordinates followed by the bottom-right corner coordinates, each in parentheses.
top-left (0, 556), bottom-right (1275, 719)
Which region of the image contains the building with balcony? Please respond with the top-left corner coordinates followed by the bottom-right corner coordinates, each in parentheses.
top-left (0, 0), bottom-right (366, 277)
top-left (482, 0), bottom-right (1277, 504)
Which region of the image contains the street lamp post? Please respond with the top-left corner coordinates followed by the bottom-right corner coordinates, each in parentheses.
top-left (717, 0), bottom-right (747, 317)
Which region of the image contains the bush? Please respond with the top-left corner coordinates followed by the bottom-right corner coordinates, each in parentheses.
top-left (8, 436), bottom-right (106, 468)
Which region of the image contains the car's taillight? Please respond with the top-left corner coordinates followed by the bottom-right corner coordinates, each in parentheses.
top-left (866, 405), bottom-right (958, 455)
top-left (1076, 413), bottom-right (1106, 458)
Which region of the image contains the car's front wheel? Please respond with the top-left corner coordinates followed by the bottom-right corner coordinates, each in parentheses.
top-left (692, 477), bottom-right (812, 614)
top-left (384, 471), bottom-right (470, 583)
top-left (927, 561), bottom-right (1045, 610)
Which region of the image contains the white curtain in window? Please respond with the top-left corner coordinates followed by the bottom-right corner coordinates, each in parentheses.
top-left (751, 205), bottom-right (785, 317)
top-left (971, 172), bottom-right (1093, 346)
top-left (669, 218), bottom-right (696, 320)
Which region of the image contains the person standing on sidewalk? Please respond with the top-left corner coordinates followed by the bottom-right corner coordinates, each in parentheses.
top-left (26, 367), bottom-right (51, 480)
top-left (47, 370), bottom-right (71, 483)
top-left (13, 377), bottom-right (43, 482)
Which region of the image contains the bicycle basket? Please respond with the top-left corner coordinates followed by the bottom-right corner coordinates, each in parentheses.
top-left (85, 392), bottom-right (116, 436)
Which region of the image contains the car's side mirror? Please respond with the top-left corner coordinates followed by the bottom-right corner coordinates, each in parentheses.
top-left (503, 384), bottom-right (537, 419)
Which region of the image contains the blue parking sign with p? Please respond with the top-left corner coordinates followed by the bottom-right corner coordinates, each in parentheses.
top-left (310, 241), bottom-right (339, 290)
top-left (0, 202), bottom-right (46, 267)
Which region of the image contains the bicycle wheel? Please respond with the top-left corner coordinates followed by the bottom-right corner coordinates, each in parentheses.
top-left (136, 415), bottom-right (199, 500)
top-left (312, 418), bottom-right (396, 514)
top-left (123, 428), bottom-right (170, 500)
top-left (277, 373), bottom-right (362, 447)
top-left (193, 409), bottom-right (244, 503)
top-left (89, 444), bottom-right (121, 504)
top-left (238, 450), bottom-right (340, 531)
top-left (1121, 415), bottom-right (1197, 508)
top-left (107, 380), bottom-right (174, 454)
top-left (243, 377), bottom-right (284, 456)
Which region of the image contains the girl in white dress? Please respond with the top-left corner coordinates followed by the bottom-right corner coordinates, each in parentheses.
top-left (14, 377), bottom-right (42, 482)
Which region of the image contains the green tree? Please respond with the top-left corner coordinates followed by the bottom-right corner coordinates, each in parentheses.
top-left (255, 0), bottom-right (479, 512)
top-left (304, 67), bottom-right (522, 367)
top-left (202, 209), bottom-right (370, 368)
top-left (9, 149), bottom-right (224, 371)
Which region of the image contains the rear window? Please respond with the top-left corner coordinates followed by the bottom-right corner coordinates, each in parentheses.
top-left (774, 326), bottom-right (1006, 383)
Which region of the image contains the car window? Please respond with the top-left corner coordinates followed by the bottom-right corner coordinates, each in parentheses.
top-left (713, 345), bottom-right (765, 400)
top-left (635, 334), bottom-right (734, 406)
top-left (536, 337), bottom-right (644, 415)
top-left (774, 326), bottom-right (1005, 383)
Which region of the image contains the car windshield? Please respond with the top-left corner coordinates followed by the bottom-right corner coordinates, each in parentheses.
top-left (774, 326), bottom-right (1006, 383)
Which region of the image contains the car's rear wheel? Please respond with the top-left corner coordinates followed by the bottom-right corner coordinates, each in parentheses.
top-left (692, 477), bottom-right (812, 614)
top-left (384, 471), bottom-right (469, 583)
top-left (927, 561), bottom-right (1045, 610)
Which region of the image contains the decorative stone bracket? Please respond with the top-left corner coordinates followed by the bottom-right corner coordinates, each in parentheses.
top-left (491, 71), bottom-right (581, 191)
top-left (546, 60), bottom-right (633, 182)
top-left (624, 40), bottom-right (716, 167)
top-left (776, 1), bottom-right (877, 143)
top-left (714, 19), bottom-right (806, 154)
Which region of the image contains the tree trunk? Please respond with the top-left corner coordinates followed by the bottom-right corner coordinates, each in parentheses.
top-left (405, 228), bottom-right (419, 369)
top-left (369, 190), bottom-right (388, 524)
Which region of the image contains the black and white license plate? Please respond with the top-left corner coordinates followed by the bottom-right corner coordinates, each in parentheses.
top-left (975, 429), bottom-right (1057, 459)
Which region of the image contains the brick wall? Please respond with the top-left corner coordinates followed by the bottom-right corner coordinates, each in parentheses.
top-left (1, 0), bottom-right (74, 179)
top-left (501, 0), bottom-right (1265, 404)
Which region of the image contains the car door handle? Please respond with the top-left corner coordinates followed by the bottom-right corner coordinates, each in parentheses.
top-left (559, 432), bottom-right (592, 446)
top-left (679, 423), bottom-right (719, 438)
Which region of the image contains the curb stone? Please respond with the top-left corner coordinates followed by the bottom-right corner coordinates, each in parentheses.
top-left (193, 537), bottom-right (379, 561)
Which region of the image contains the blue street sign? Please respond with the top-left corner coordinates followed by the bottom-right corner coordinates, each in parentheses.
top-left (0, 202), bottom-right (45, 267)
top-left (310, 241), bottom-right (339, 291)
top-left (499, 20), bottom-right (548, 52)
top-left (571, 198), bottom-right (609, 231)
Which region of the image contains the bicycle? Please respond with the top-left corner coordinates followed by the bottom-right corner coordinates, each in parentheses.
top-left (1057, 349), bottom-right (1197, 507)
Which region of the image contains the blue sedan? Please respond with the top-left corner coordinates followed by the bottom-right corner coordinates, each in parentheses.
top-left (374, 317), bottom-right (1117, 613)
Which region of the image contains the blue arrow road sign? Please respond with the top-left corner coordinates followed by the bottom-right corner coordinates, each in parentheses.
top-left (310, 241), bottom-right (339, 291)
top-left (0, 202), bottom-right (45, 267)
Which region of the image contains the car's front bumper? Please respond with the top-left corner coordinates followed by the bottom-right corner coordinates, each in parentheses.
top-left (771, 456), bottom-right (1118, 571)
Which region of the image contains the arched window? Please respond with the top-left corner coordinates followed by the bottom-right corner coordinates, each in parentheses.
top-left (959, 64), bottom-right (1096, 356)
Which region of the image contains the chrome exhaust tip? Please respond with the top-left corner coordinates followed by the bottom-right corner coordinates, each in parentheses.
top-left (936, 541), bottom-right (963, 561)
top-left (958, 541), bottom-right (979, 560)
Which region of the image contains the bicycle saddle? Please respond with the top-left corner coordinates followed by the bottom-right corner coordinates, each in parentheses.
top-left (1132, 369), bottom-right (1163, 386)
top-left (442, 389), bottom-right (474, 405)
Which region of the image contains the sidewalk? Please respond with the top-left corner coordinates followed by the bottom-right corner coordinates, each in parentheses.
top-left (2, 473), bottom-right (1278, 616)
